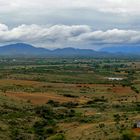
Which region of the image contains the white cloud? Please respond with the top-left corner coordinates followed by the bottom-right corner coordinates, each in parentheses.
top-left (0, 23), bottom-right (8, 31)
top-left (0, 0), bottom-right (139, 30)
top-left (0, 0), bottom-right (140, 14)
top-left (0, 23), bottom-right (140, 49)
top-left (73, 29), bottom-right (140, 44)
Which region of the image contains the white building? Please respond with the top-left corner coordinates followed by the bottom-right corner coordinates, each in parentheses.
top-left (107, 77), bottom-right (123, 81)
top-left (137, 121), bottom-right (140, 128)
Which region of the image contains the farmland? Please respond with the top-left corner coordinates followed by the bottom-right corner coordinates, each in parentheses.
top-left (0, 57), bottom-right (140, 140)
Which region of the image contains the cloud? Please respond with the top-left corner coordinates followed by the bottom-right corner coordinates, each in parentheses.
top-left (0, 0), bottom-right (140, 14)
top-left (0, 23), bottom-right (140, 49)
top-left (0, 23), bottom-right (8, 31)
top-left (0, 0), bottom-right (139, 30)
top-left (72, 29), bottom-right (140, 44)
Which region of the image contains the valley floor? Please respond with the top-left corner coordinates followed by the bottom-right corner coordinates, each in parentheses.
top-left (0, 58), bottom-right (140, 140)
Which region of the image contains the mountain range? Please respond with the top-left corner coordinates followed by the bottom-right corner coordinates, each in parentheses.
top-left (0, 43), bottom-right (140, 57)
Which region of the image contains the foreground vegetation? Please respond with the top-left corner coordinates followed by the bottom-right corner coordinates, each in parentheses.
top-left (0, 57), bottom-right (140, 140)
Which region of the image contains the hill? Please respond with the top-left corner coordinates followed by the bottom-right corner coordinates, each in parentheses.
top-left (0, 43), bottom-right (50, 55)
top-left (100, 46), bottom-right (140, 54)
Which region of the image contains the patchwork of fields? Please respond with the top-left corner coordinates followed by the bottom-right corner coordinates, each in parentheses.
top-left (0, 58), bottom-right (140, 140)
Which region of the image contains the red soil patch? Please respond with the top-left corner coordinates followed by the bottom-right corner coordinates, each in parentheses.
top-left (5, 92), bottom-right (78, 105)
top-left (0, 79), bottom-right (42, 86)
top-left (132, 128), bottom-right (140, 135)
top-left (5, 92), bottom-right (88, 105)
top-left (76, 84), bottom-right (113, 88)
top-left (84, 110), bottom-right (95, 116)
top-left (112, 86), bottom-right (134, 94)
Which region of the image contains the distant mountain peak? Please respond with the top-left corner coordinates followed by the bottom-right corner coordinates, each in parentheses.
top-left (4, 43), bottom-right (33, 47)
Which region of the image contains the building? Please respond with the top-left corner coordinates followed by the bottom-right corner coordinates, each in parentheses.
top-left (136, 121), bottom-right (140, 128)
top-left (107, 77), bottom-right (123, 81)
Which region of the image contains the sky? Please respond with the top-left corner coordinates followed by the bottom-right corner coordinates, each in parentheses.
top-left (0, 0), bottom-right (140, 50)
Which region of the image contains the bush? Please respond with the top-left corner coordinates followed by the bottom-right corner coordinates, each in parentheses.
top-left (62, 94), bottom-right (78, 98)
top-left (47, 100), bottom-right (60, 107)
top-left (46, 127), bottom-right (55, 135)
top-left (61, 102), bottom-right (78, 108)
top-left (121, 131), bottom-right (134, 140)
top-left (11, 128), bottom-right (25, 140)
top-left (33, 120), bottom-right (56, 139)
top-left (35, 105), bottom-right (54, 119)
top-left (47, 134), bottom-right (65, 140)
top-left (114, 114), bottom-right (121, 123)
top-left (131, 86), bottom-right (139, 93)
top-left (33, 120), bottom-right (47, 136)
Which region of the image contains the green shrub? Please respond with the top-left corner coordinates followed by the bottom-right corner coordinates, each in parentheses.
top-left (121, 131), bottom-right (134, 140)
top-left (47, 134), bottom-right (65, 140)
top-left (35, 105), bottom-right (54, 119)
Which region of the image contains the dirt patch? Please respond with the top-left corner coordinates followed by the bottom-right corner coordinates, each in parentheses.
top-left (76, 84), bottom-right (113, 88)
top-left (5, 92), bottom-right (88, 105)
top-left (112, 86), bottom-right (134, 94)
top-left (5, 92), bottom-right (77, 104)
top-left (0, 79), bottom-right (42, 86)
top-left (132, 128), bottom-right (140, 135)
